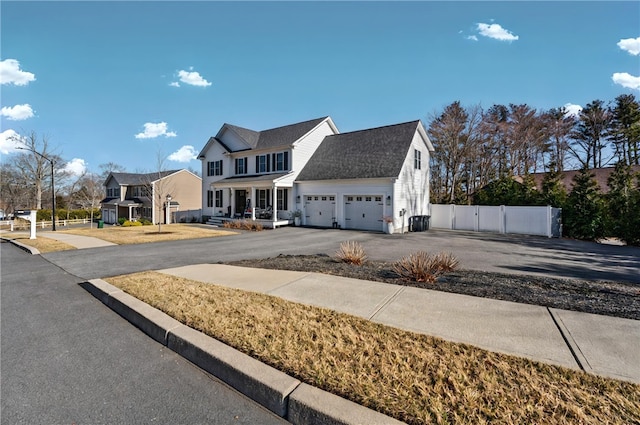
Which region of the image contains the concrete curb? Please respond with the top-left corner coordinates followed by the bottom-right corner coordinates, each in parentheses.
top-left (82, 279), bottom-right (405, 424)
top-left (1, 237), bottom-right (40, 255)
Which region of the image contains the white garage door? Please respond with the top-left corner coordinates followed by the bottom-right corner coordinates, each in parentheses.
top-left (344, 195), bottom-right (384, 232)
top-left (304, 195), bottom-right (335, 227)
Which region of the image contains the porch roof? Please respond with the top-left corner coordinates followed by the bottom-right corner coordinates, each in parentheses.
top-left (100, 198), bottom-right (144, 207)
top-left (211, 172), bottom-right (291, 187)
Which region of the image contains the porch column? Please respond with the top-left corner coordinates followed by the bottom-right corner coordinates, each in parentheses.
top-left (230, 188), bottom-right (235, 218)
top-left (253, 187), bottom-right (258, 220)
top-left (272, 185), bottom-right (278, 223)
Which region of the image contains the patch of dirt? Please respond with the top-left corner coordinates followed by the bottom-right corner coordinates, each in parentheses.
top-left (228, 254), bottom-right (640, 320)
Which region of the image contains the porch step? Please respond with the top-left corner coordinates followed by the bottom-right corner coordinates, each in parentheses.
top-left (206, 217), bottom-right (226, 226)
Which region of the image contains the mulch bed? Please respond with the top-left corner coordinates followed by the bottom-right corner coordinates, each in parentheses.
top-left (228, 254), bottom-right (640, 320)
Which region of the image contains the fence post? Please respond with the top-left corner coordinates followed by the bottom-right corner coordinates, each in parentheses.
top-left (500, 205), bottom-right (506, 234)
top-left (546, 205), bottom-right (552, 238)
top-left (450, 204), bottom-right (455, 230)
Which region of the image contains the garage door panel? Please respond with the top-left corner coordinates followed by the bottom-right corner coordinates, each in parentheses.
top-left (344, 195), bottom-right (384, 232)
top-left (304, 195), bottom-right (335, 227)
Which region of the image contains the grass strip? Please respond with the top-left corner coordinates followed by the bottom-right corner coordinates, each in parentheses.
top-left (3, 235), bottom-right (76, 253)
top-left (106, 271), bottom-right (640, 425)
top-left (63, 224), bottom-right (236, 245)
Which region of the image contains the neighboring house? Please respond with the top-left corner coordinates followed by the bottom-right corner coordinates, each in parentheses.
top-left (198, 116), bottom-right (435, 233)
top-left (524, 165), bottom-right (640, 195)
top-left (198, 117), bottom-right (339, 225)
top-left (101, 170), bottom-right (202, 224)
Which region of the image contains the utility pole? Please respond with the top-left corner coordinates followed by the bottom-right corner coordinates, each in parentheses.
top-left (17, 147), bottom-right (56, 231)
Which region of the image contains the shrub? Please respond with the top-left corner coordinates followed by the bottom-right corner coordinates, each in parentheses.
top-left (139, 218), bottom-right (152, 226)
top-left (118, 217), bottom-right (127, 226)
top-left (122, 220), bottom-right (142, 227)
top-left (334, 241), bottom-right (367, 265)
top-left (392, 251), bottom-right (459, 283)
top-left (190, 216), bottom-right (200, 223)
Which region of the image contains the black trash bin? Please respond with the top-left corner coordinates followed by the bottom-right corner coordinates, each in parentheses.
top-left (409, 215), bottom-right (430, 232)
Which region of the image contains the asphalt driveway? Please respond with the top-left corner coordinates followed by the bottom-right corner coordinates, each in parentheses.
top-left (41, 227), bottom-right (640, 284)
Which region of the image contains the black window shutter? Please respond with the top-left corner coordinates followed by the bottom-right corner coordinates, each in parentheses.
top-left (244, 157), bottom-right (248, 174)
top-left (267, 154), bottom-right (270, 172)
top-left (220, 160), bottom-right (223, 175)
top-left (255, 156), bottom-right (259, 173)
top-left (284, 151), bottom-right (289, 170)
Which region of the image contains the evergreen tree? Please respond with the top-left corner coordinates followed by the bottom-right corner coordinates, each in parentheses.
top-left (540, 163), bottom-right (567, 208)
top-left (474, 174), bottom-right (540, 206)
top-left (606, 161), bottom-right (640, 245)
top-left (564, 167), bottom-right (606, 240)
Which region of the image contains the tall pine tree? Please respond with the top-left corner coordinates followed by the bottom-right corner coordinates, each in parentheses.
top-left (564, 167), bottom-right (605, 240)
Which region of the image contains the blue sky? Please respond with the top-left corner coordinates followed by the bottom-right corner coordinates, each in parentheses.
top-left (1, 1), bottom-right (639, 175)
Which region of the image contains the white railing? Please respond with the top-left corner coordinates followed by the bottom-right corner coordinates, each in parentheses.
top-left (429, 204), bottom-right (562, 238)
top-left (3, 218), bottom-right (95, 231)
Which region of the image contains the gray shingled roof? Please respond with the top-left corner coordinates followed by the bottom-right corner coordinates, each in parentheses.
top-left (296, 121), bottom-right (421, 181)
top-left (221, 117), bottom-right (328, 151)
top-left (107, 170), bottom-right (181, 186)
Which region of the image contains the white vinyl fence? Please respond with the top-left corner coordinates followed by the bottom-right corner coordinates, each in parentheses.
top-left (429, 204), bottom-right (562, 238)
top-left (173, 209), bottom-right (202, 224)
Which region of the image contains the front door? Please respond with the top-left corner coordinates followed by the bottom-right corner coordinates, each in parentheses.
top-left (235, 190), bottom-right (246, 215)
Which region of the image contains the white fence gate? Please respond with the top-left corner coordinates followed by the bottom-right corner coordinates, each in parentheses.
top-left (429, 204), bottom-right (562, 238)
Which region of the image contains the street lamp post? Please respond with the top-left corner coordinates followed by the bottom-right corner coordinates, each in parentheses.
top-left (17, 147), bottom-right (56, 231)
top-left (166, 194), bottom-right (172, 225)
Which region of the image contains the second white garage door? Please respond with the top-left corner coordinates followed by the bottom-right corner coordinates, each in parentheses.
top-left (344, 195), bottom-right (384, 232)
top-left (304, 195), bottom-right (336, 227)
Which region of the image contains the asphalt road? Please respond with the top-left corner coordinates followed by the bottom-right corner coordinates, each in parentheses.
top-left (0, 240), bottom-right (287, 425)
top-left (42, 227), bottom-right (640, 283)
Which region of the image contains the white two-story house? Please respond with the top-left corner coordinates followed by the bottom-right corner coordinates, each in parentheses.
top-left (197, 117), bottom-right (339, 227)
top-left (198, 116), bottom-right (434, 233)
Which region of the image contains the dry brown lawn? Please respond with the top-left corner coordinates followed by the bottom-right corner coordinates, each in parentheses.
top-left (63, 224), bottom-right (237, 245)
top-left (2, 235), bottom-right (76, 253)
top-left (107, 271), bottom-right (640, 425)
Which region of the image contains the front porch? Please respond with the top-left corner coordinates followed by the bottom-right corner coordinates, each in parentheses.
top-left (208, 174), bottom-right (296, 229)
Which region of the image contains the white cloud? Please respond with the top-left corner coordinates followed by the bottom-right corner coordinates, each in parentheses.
top-left (0, 129), bottom-right (25, 154)
top-left (563, 103), bottom-right (583, 117)
top-left (169, 81), bottom-right (180, 87)
top-left (0, 59), bottom-right (36, 86)
top-left (135, 122), bottom-right (177, 139)
top-left (168, 145), bottom-right (198, 162)
top-left (175, 68), bottom-right (212, 87)
top-left (617, 37), bottom-right (640, 56)
top-left (467, 35), bottom-right (478, 42)
top-left (612, 72), bottom-right (640, 90)
top-left (64, 158), bottom-right (87, 176)
top-left (476, 23), bottom-right (519, 41)
top-left (1, 104), bottom-right (34, 120)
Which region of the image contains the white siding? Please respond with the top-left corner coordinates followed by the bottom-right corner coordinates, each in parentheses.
top-left (393, 130), bottom-right (431, 227)
top-left (291, 120), bottom-right (337, 179)
top-left (200, 142), bottom-right (230, 216)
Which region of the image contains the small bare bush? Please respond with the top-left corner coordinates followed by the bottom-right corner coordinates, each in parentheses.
top-left (392, 251), bottom-right (459, 283)
top-left (334, 241), bottom-right (367, 265)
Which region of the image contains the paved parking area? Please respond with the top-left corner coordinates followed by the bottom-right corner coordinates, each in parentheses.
top-left (40, 227), bottom-right (640, 284)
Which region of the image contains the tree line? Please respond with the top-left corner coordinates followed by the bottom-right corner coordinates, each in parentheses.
top-left (0, 130), bottom-right (127, 220)
top-left (426, 94), bottom-right (640, 245)
top-left (427, 94), bottom-right (639, 204)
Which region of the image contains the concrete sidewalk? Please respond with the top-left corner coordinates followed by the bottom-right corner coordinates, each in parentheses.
top-left (159, 264), bottom-right (640, 384)
top-left (39, 231), bottom-right (117, 248)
